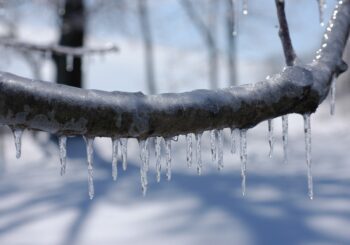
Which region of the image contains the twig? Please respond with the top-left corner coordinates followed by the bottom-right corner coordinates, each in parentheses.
top-left (0, 38), bottom-right (119, 57)
top-left (275, 0), bottom-right (297, 66)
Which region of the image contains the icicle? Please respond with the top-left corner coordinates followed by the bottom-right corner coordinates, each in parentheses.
top-left (230, 128), bottom-right (239, 154)
top-left (165, 138), bottom-right (172, 181)
top-left (12, 128), bottom-right (23, 159)
top-left (317, 0), bottom-right (326, 26)
top-left (155, 137), bottom-right (162, 182)
top-left (111, 137), bottom-right (119, 181)
top-left (186, 134), bottom-right (193, 168)
top-left (330, 76), bottom-right (336, 115)
top-left (240, 129), bottom-right (247, 196)
top-left (242, 0), bottom-right (248, 15)
top-left (303, 114), bottom-right (314, 200)
top-left (84, 137), bottom-right (95, 200)
top-left (210, 130), bottom-right (217, 163)
top-left (66, 54), bottom-right (74, 72)
top-left (268, 119), bottom-right (274, 158)
top-left (59, 136), bottom-right (67, 176)
top-left (195, 133), bottom-right (203, 175)
top-left (120, 138), bottom-right (128, 171)
top-left (282, 115), bottom-right (288, 164)
top-left (217, 130), bottom-right (224, 170)
top-left (139, 139), bottom-right (150, 196)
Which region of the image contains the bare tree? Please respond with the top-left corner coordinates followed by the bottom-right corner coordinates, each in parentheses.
top-left (180, 0), bottom-right (220, 89)
top-left (54, 0), bottom-right (85, 88)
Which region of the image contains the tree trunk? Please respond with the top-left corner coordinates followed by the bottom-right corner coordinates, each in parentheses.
top-left (54, 0), bottom-right (85, 88)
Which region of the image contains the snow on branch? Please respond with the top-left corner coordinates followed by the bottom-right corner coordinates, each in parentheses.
top-left (0, 1), bottom-right (349, 140)
top-left (0, 38), bottom-right (119, 57)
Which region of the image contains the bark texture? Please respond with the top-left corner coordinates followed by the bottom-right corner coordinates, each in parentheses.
top-left (0, 0), bottom-right (349, 140)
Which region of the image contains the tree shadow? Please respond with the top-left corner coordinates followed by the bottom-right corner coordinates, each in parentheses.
top-left (0, 136), bottom-right (349, 245)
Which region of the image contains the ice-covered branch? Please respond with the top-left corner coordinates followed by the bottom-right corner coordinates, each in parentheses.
top-left (0, 38), bottom-right (119, 57)
top-left (275, 0), bottom-right (297, 66)
top-left (0, 0), bottom-right (349, 140)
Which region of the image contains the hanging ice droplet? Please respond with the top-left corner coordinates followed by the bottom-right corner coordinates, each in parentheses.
top-left (195, 133), bottom-right (203, 175)
top-left (240, 129), bottom-right (247, 196)
top-left (230, 128), bottom-right (239, 154)
top-left (139, 139), bottom-right (150, 196)
top-left (155, 137), bottom-right (162, 182)
top-left (111, 137), bottom-right (119, 181)
top-left (120, 138), bottom-right (128, 171)
top-left (165, 138), bottom-right (172, 181)
top-left (268, 119), bottom-right (274, 158)
top-left (242, 0), bottom-right (248, 15)
top-left (303, 114), bottom-right (314, 200)
top-left (84, 137), bottom-right (95, 200)
top-left (210, 130), bottom-right (217, 163)
top-left (330, 76), bottom-right (336, 115)
top-left (12, 127), bottom-right (23, 159)
top-left (282, 115), bottom-right (288, 164)
top-left (217, 130), bottom-right (224, 170)
top-left (186, 134), bottom-right (193, 168)
top-left (66, 54), bottom-right (74, 72)
top-left (59, 136), bottom-right (67, 176)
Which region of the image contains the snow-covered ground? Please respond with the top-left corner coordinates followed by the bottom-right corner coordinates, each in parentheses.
top-left (0, 95), bottom-right (349, 245)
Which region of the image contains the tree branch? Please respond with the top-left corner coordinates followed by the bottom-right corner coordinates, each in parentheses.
top-left (0, 0), bottom-right (349, 140)
top-left (0, 38), bottom-right (119, 57)
top-left (275, 0), bottom-right (297, 66)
